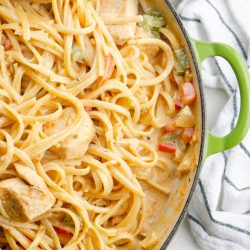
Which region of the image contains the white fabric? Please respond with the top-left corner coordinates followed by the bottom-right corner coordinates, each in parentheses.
top-left (170, 0), bottom-right (250, 249)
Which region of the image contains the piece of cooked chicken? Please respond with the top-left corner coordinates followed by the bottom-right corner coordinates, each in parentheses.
top-left (43, 107), bottom-right (95, 159)
top-left (138, 0), bottom-right (154, 12)
top-left (0, 164), bottom-right (55, 222)
top-left (100, 0), bottom-right (138, 45)
top-left (15, 163), bottom-right (47, 189)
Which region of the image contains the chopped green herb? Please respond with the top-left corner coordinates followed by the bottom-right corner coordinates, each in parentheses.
top-left (63, 214), bottom-right (74, 226)
top-left (160, 133), bottom-right (177, 143)
top-left (150, 26), bottom-right (161, 39)
top-left (175, 64), bottom-right (185, 76)
top-left (140, 11), bottom-right (166, 38)
top-left (146, 11), bottom-right (166, 26)
top-left (174, 49), bottom-right (189, 75)
top-left (72, 43), bottom-right (83, 62)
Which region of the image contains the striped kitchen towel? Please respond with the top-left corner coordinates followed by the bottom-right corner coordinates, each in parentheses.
top-left (174, 0), bottom-right (250, 249)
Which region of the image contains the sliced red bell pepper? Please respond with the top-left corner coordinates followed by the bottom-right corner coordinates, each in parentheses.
top-left (54, 226), bottom-right (72, 237)
top-left (180, 82), bottom-right (196, 105)
top-left (158, 142), bottom-right (176, 153)
top-left (182, 127), bottom-right (194, 144)
top-left (175, 100), bottom-right (183, 111)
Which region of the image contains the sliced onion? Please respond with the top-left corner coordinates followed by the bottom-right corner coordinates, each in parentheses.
top-left (175, 106), bottom-right (195, 127)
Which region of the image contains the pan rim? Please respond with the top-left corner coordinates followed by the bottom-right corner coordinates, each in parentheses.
top-left (159, 1), bottom-right (206, 249)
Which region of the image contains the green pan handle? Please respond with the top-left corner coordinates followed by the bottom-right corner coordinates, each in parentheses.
top-left (192, 39), bottom-right (250, 157)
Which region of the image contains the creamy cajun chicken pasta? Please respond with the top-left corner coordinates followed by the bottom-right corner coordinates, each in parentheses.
top-left (0, 0), bottom-right (198, 249)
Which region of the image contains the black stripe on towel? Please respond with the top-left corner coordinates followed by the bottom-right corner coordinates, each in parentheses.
top-left (239, 143), bottom-right (250, 158)
top-left (231, 90), bottom-right (238, 130)
top-left (188, 214), bottom-right (208, 234)
top-left (224, 176), bottom-right (250, 191)
top-left (222, 152), bottom-right (228, 177)
top-left (205, 0), bottom-right (248, 59)
top-left (213, 58), bottom-right (238, 130)
top-left (213, 59), bottom-right (234, 93)
top-left (179, 15), bottom-right (201, 23)
top-left (198, 179), bottom-right (250, 236)
top-left (223, 152), bottom-right (250, 192)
